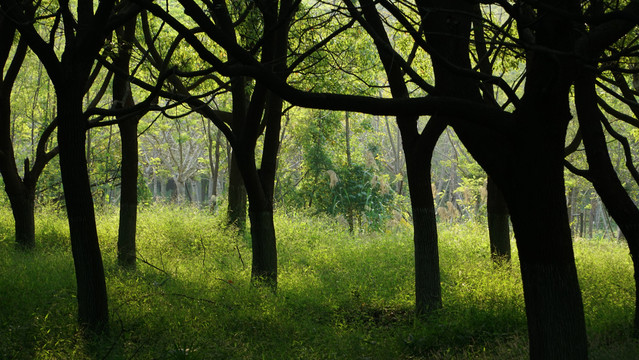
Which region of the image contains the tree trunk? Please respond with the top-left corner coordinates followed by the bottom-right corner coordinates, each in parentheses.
top-left (487, 176), bottom-right (510, 263)
top-left (0, 95), bottom-right (37, 249)
top-left (400, 117), bottom-right (446, 315)
top-left (57, 92), bottom-right (109, 334)
top-left (416, 1), bottom-right (588, 356)
top-left (407, 170), bottom-right (442, 313)
top-left (0, 22), bottom-right (36, 250)
top-left (356, 0), bottom-right (446, 315)
top-left (117, 119), bottom-right (138, 269)
top-left (213, 130), bottom-right (221, 197)
top-left (114, 18), bottom-right (139, 269)
top-left (575, 74), bottom-right (639, 335)
top-left (506, 171), bottom-right (587, 359)
top-left (176, 178), bottom-right (186, 203)
top-left (227, 152), bottom-right (247, 229)
top-left (227, 73), bottom-right (248, 229)
top-left (10, 186), bottom-right (35, 249)
top-left (248, 209), bottom-right (278, 286)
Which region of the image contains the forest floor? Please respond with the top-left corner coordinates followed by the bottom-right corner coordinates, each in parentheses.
top-left (0, 204), bottom-right (637, 359)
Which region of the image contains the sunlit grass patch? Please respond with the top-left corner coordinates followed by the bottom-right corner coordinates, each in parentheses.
top-left (0, 205), bottom-right (637, 358)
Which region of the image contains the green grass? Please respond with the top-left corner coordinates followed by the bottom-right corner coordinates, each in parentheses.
top-left (0, 204), bottom-right (637, 359)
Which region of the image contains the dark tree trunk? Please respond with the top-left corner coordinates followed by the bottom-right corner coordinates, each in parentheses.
top-left (0, 93), bottom-right (36, 250)
top-left (404, 148), bottom-right (442, 313)
top-left (57, 91), bottom-right (109, 334)
top-left (399, 115), bottom-right (446, 317)
top-left (213, 130), bottom-right (221, 198)
top-left (487, 176), bottom-right (510, 263)
top-left (0, 18), bottom-right (36, 250)
top-left (1, 0), bottom-right (115, 336)
top-left (248, 209), bottom-right (278, 286)
top-left (245, 90), bottom-right (283, 287)
top-left (357, 0), bottom-right (446, 314)
top-left (231, 0), bottom-right (294, 288)
top-left (114, 18), bottom-right (139, 269)
top-left (575, 74), bottom-right (639, 335)
top-left (227, 152), bottom-right (247, 229)
top-left (504, 164), bottom-right (587, 359)
top-left (5, 183), bottom-right (36, 250)
top-left (117, 119), bottom-right (138, 269)
top-left (232, 82), bottom-right (279, 287)
top-left (475, 9), bottom-right (511, 263)
top-left (345, 111), bottom-right (352, 166)
top-left (227, 75), bottom-right (248, 230)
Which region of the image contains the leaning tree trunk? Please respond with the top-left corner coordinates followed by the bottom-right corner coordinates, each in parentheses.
top-left (57, 89), bottom-right (109, 334)
top-left (487, 176), bottom-right (510, 263)
top-left (575, 74), bottom-right (639, 335)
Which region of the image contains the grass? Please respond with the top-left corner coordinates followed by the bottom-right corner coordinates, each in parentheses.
top-left (0, 204), bottom-right (637, 359)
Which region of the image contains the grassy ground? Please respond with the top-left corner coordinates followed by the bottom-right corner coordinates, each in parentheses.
top-left (0, 204), bottom-right (637, 359)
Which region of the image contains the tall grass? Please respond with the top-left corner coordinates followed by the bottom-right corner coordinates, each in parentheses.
top-left (0, 204), bottom-right (636, 359)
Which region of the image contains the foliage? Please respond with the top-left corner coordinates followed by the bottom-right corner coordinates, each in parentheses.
top-left (325, 163), bottom-right (393, 232)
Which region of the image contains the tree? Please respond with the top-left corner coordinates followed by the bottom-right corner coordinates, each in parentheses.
top-left (0, 9), bottom-right (58, 250)
top-left (572, 33), bottom-right (639, 334)
top-left (112, 16), bottom-right (142, 269)
top-left (349, 0), bottom-right (445, 313)
top-left (134, 0), bottom-right (315, 287)
top-left (422, 2), bottom-right (588, 357)
top-left (472, 8), bottom-right (511, 262)
top-left (0, 0), bottom-right (144, 333)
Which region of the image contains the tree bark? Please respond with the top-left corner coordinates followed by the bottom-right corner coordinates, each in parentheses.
top-left (0, 91), bottom-right (37, 249)
top-left (345, 111), bottom-right (352, 166)
top-left (487, 176), bottom-right (510, 263)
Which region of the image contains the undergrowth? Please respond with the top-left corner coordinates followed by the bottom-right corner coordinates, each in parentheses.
top-left (0, 204), bottom-right (636, 359)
